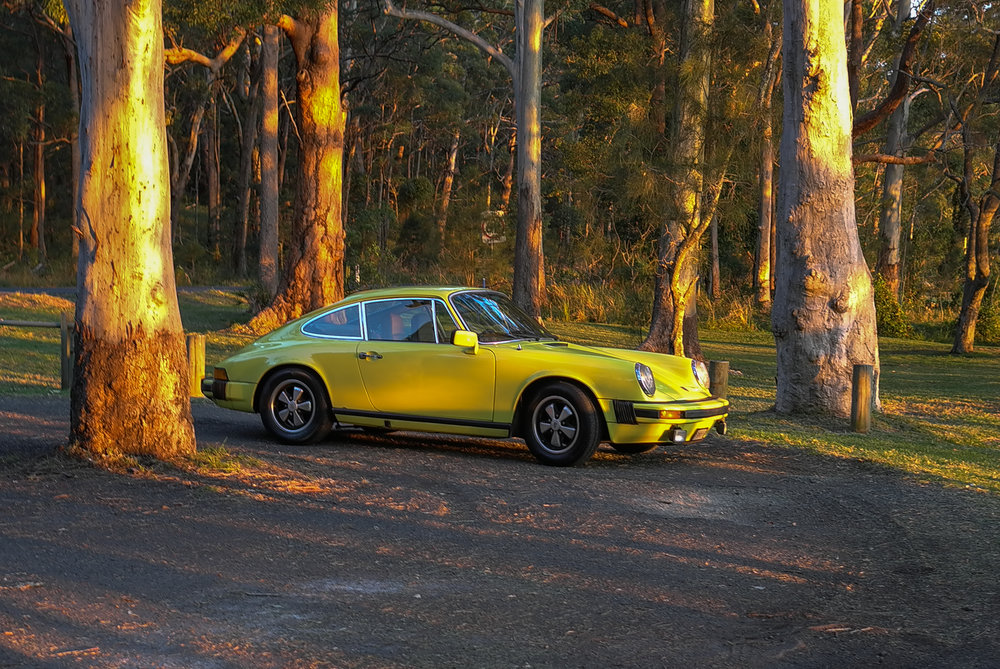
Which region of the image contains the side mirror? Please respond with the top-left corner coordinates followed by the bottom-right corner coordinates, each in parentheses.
top-left (452, 330), bottom-right (479, 354)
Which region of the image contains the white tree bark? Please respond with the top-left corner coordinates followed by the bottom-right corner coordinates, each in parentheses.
top-left (772, 0), bottom-right (880, 416)
top-left (65, 0), bottom-right (195, 457)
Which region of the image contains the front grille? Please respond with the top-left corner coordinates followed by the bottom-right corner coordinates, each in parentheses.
top-left (613, 400), bottom-right (637, 424)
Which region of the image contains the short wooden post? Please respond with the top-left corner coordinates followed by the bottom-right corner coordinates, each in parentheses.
top-left (186, 333), bottom-right (206, 397)
top-left (851, 364), bottom-right (873, 433)
top-left (60, 311), bottom-right (73, 391)
top-left (709, 360), bottom-right (729, 399)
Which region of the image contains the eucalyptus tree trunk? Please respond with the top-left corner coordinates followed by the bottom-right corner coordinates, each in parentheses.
top-left (250, 8), bottom-right (346, 331)
top-left (511, 0), bottom-right (545, 319)
top-left (236, 42), bottom-right (261, 278)
top-left (64, 0), bottom-right (195, 458)
top-left (772, 0), bottom-right (880, 416)
top-left (259, 24), bottom-right (281, 297)
top-left (952, 143), bottom-right (999, 354)
top-left (31, 27), bottom-right (47, 263)
top-left (875, 102), bottom-right (907, 297)
top-left (437, 127), bottom-right (461, 244)
top-left (642, 0), bottom-right (713, 357)
top-left (754, 10), bottom-right (780, 310)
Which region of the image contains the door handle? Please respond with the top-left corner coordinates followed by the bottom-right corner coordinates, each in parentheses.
top-left (358, 351), bottom-right (383, 360)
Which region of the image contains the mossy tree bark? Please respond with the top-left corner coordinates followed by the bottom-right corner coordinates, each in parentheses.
top-left (772, 0), bottom-right (880, 416)
top-left (64, 0), bottom-right (195, 459)
top-left (249, 8), bottom-right (346, 332)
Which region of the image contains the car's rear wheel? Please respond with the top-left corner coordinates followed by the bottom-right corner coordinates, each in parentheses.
top-left (524, 382), bottom-right (601, 466)
top-left (259, 369), bottom-right (333, 444)
top-left (610, 443), bottom-right (658, 455)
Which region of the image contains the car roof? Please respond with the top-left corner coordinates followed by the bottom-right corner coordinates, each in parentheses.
top-left (337, 286), bottom-right (488, 306)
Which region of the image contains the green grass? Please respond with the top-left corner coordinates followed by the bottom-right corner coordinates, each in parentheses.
top-left (3, 292), bottom-right (998, 495)
top-left (0, 289), bottom-right (255, 394)
top-left (551, 322), bottom-right (1000, 495)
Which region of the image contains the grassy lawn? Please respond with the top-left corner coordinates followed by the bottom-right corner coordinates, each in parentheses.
top-left (3, 289), bottom-right (998, 494)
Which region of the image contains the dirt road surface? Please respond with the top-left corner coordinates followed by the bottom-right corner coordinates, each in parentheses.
top-left (2, 395), bottom-right (999, 667)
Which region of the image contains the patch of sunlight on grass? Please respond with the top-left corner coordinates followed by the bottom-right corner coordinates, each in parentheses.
top-left (186, 446), bottom-right (264, 474)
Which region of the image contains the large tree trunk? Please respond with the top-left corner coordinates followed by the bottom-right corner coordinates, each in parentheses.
top-left (642, 0), bottom-right (713, 357)
top-left (258, 24), bottom-right (281, 297)
top-left (512, 0), bottom-right (546, 319)
top-left (772, 0), bottom-right (880, 416)
top-left (65, 0), bottom-right (195, 458)
top-left (250, 9), bottom-right (346, 332)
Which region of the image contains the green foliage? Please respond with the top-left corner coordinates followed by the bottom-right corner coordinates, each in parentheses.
top-left (873, 275), bottom-right (912, 338)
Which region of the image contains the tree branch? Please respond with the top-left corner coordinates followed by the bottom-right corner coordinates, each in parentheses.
top-left (382, 0), bottom-right (515, 78)
top-left (852, 0), bottom-right (934, 138)
top-left (164, 27), bottom-right (246, 76)
top-left (853, 152), bottom-right (937, 165)
top-left (588, 2), bottom-right (629, 27)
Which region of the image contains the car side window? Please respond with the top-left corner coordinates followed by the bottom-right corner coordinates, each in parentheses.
top-left (365, 300), bottom-right (436, 342)
top-left (301, 304), bottom-right (362, 339)
top-left (433, 300), bottom-right (458, 343)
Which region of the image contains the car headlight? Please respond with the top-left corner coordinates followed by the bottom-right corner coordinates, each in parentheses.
top-left (635, 363), bottom-right (656, 397)
top-left (691, 359), bottom-right (710, 389)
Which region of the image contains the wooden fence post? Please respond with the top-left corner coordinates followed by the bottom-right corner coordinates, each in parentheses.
top-left (709, 360), bottom-right (729, 399)
top-left (186, 333), bottom-right (206, 398)
top-left (60, 311), bottom-right (72, 391)
top-left (851, 364), bottom-right (873, 433)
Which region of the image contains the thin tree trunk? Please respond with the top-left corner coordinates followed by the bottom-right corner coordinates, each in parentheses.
top-left (203, 96), bottom-right (222, 259)
top-left (952, 142), bottom-right (999, 354)
top-left (754, 9), bottom-right (780, 309)
top-left (437, 127), bottom-right (461, 245)
top-left (236, 40), bottom-right (262, 278)
top-left (250, 9), bottom-right (347, 331)
top-left (32, 28), bottom-right (47, 263)
top-left (258, 24), bottom-right (281, 297)
top-left (512, 0), bottom-right (546, 319)
top-left (876, 101), bottom-right (907, 296)
top-left (709, 213), bottom-right (720, 301)
top-left (64, 0), bottom-right (195, 458)
top-left (772, 0), bottom-right (880, 416)
top-left (642, 0), bottom-right (713, 356)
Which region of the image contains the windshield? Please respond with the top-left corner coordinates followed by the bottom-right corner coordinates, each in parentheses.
top-left (450, 291), bottom-right (556, 343)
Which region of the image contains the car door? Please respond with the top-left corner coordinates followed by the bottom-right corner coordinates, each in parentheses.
top-left (355, 298), bottom-right (497, 423)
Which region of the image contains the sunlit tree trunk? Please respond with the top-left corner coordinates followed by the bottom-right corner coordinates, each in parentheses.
top-left (250, 9), bottom-right (346, 331)
top-left (64, 0), bottom-right (195, 458)
top-left (754, 9), bottom-right (780, 309)
top-left (31, 26), bottom-right (47, 263)
top-left (772, 0), bottom-right (880, 416)
top-left (512, 0), bottom-right (546, 319)
top-left (259, 24), bottom-right (281, 298)
top-left (642, 0), bottom-right (713, 356)
top-left (437, 127), bottom-right (460, 244)
top-left (203, 96), bottom-right (222, 259)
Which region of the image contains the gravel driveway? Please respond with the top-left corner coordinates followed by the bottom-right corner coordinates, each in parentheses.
top-left (2, 395), bottom-right (999, 667)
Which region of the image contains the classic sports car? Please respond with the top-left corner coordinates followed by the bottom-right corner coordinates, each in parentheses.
top-left (203, 287), bottom-right (728, 466)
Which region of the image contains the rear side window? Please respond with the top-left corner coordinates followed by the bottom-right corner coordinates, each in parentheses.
top-left (301, 305), bottom-right (362, 339)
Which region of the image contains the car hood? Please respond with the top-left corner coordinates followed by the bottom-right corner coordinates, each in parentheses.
top-left (509, 340), bottom-right (710, 400)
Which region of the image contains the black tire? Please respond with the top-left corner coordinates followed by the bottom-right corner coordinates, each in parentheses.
top-left (610, 443), bottom-right (659, 455)
top-left (523, 382), bottom-right (601, 466)
top-left (258, 369), bottom-right (333, 444)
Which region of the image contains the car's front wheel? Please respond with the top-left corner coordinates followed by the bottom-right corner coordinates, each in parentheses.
top-left (259, 369), bottom-right (333, 444)
top-left (524, 382), bottom-right (601, 466)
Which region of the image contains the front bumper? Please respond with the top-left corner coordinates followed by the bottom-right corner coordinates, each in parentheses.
top-left (603, 396), bottom-right (729, 445)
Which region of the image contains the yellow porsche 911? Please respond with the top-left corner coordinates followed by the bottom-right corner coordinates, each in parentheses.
top-left (203, 286), bottom-right (728, 466)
